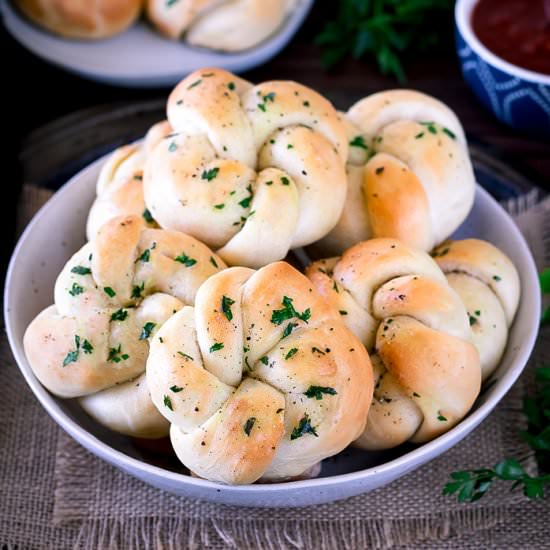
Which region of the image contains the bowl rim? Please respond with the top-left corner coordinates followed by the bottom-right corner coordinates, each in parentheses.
top-left (455, 0), bottom-right (550, 86)
top-left (4, 155), bottom-right (541, 501)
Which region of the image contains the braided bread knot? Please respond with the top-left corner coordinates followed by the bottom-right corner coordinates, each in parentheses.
top-left (24, 215), bottom-right (225, 437)
top-left (144, 68), bottom-right (349, 268)
top-left (432, 239), bottom-right (520, 382)
top-left (146, 261), bottom-right (372, 484)
top-left (307, 238), bottom-right (481, 450)
top-left (146, 0), bottom-right (294, 51)
top-left (87, 120), bottom-right (172, 239)
top-left (316, 90), bottom-right (475, 256)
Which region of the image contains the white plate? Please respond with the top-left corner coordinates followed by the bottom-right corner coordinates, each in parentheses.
top-left (4, 151), bottom-right (540, 507)
top-left (0, 0), bottom-right (314, 87)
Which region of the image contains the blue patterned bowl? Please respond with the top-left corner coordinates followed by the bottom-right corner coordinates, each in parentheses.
top-left (455, 0), bottom-right (550, 138)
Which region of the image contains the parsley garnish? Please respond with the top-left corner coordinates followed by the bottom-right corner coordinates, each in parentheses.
top-left (304, 386), bottom-right (337, 400)
top-left (214, 203), bottom-right (225, 210)
top-left (137, 249), bottom-right (151, 263)
top-left (170, 385), bottom-right (183, 393)
top-left (493, 275), bottom-right (502, 282)
top-left (281, 176), bottom-right (290, 186)
top-left (82, 339), bottom-right (93, 354)
top-left (107, 344), bottom-right (129, 363)
top-left (71, 266), bottom-right (91, 275)
top-left (243, 417), bottom-right (256, 436)
top-left (163, 395), bottom-right (173, 410)
top-left (110, 309), bottom-right (128, 322)
top-left (443, 127), bottom-right (456, 139)
top-left (271, 296), bottom-right (311, 326)
top-left (221, 295), bottom-right (235, 321)
top-left (103, 287), bottom-right (116, 298)
top-left (228, 82), bottom-right (236, 90)
top-left (139, 322), bottom-right (156, 340)
top-left (437, 413), bottom-right (448, 421)
top-left (177, 351), bottom-right (194, 361)
top-left (209, 342), bottom-right (224, 353)
top-left (62, 335), bottom-right (81, 366)
top-left (282, 322), bottom-right (298, 339)
top-left (285, 348), bottom-right (298, 360)
top-left (174, 253), bottom-right (197, 267)
top-left (290, 414), bottom-right (318, 440)
top-left (131, 282), bottom-right (144, 299)
top-left (238, 185), bottom-right (254, 208)
top-left (201, 167), bottom-right (219, 181)
top-left (260, 356), bottom-right (269, 365)
top-left (349, 135), bottom-right (368, 149)
top-left (69, 283), bottom-right (84, 296)
top-left (142, 208), bottom-right (154, 224)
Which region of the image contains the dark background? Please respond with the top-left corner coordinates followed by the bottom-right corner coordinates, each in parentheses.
top-left (3, 3), bottom-right (549, 277)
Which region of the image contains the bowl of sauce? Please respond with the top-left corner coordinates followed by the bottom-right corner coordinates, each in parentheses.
top-left (455, 0), bottom-right (550, 137)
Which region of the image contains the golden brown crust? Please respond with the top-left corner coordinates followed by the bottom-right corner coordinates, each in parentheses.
top-left (16, 0), bottom-right (142, 39)
top-left (24, 215), bottom-right (225, 437)
top-left (146, 261), bottom-right (373, 484)
top-left (306, 238), bottom-right (481, 450)
top-left (87, 121), bottom-right (172, 240)
top-left (144, 68), bottom-right (348, 268)
top-left (315, 90), bottom-right (475, 256)
top-left (433, 239), bottom-right (520, 381)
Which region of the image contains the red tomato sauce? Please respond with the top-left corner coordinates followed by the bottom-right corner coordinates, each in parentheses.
top-left (472, 0), bottom-right (550, 75)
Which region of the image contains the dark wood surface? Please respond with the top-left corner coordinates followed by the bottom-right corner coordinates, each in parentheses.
top-left (2, 3), bottom-right (549, 272)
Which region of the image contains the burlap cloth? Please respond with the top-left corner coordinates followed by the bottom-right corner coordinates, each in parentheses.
top-left (1, 186), bottom-right (549, 549)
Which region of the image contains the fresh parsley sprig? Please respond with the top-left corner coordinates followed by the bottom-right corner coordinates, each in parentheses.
top-left (444, 269), bottom-right (550, 502)
top-left (315, 0), bottom-right (454, 82)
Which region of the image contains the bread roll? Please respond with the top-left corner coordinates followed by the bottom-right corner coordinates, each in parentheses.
top-left (86, 120), bottom-right (172, 240)
top-left (432, 239), bottom-right (520, 381)
top-left (146, 261), bottom-right (373, 483)
top-left (24, 215), bottom-right (226, 437)
top-left (143, 67), bottom-right (348, 268)
top-left (306, 238), bottom-right (481, 450)
top-left (16, 0), bottom-right (142, 39)
top-left (314, 90), bottom-right (475, 256)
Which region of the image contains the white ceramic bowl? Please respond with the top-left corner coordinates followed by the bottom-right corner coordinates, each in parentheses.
top-left (5, 153), bottom-right (540, 507)
top-left (0, 0), bottom-right (314, 88)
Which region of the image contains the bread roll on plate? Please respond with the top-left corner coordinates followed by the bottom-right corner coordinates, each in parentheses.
top-left (15, 0), bottom-right (142, 39)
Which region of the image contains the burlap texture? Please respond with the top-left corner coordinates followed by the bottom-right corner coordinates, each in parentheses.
top-left (1, 185), bottom-right (548, 549)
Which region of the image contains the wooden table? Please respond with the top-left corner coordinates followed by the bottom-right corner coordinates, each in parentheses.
top-left (2, 4), bottom-right (549, 271)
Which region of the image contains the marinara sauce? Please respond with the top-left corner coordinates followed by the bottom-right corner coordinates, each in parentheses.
top-left (472, 0), bottom-right (550, 75)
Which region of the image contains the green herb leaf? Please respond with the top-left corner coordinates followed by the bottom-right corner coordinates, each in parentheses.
top-left (142, 208), bottom-right (154, 224)
top-left (209, 342), bottom-right (224, 353)
top-left (110, 309), bottom-right (128, 322)
top-left (285, 348), bottom-right (298, 360)
top-left (304, 386), bottom-right (337, 400)
top-left (271, 296), bottom-right (311, 326)
top-left (163, 395), bottom-right (173, 410)
top-left (177, 351), bottom-right (193, 361)
top-left (69, 283), bottom-right (84, 296)
top-left (290, 414), bottom-right (318, 440)
top-left (221, 295), bottom-right (235, 321)
top-left (140, 322), bottom-right (156, 340)
top-left (71, 265), bottom-right (91, 275)
top-left (174, 253), bottom-right (197, 267)
top-left (238, 185), bottom-right (254, 208)
top-left (349, 135), bottom-right (368, 149)
top-left (131, 282), bottom-right (145, 299)
top-left (103, 287), bottom-right (116, 298)
top-left (170, 385), bottom-right (183, 393)
top-left (201, 167), bottom-right (219, 181)
top-left (82, 339), bottom-right (93, 354)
